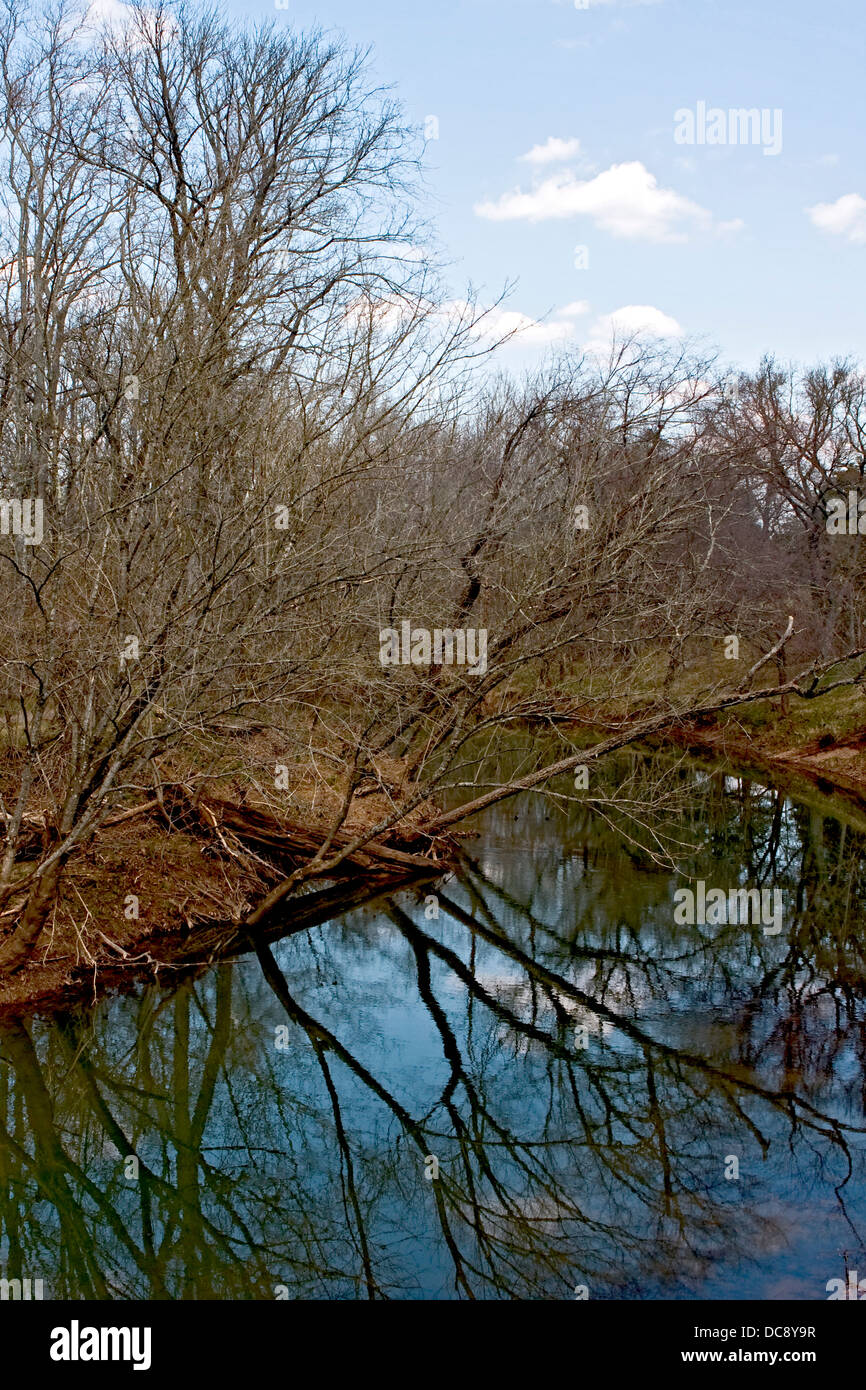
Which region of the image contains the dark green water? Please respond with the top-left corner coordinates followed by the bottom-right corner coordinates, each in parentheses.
top-left (2, 748), bottom-right (866, 1300)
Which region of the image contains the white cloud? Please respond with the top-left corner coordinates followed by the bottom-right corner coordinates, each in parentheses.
top-left (520, 137), bottom-right (582, 165)
top-left (581, 304), bottom-right (683, 356)
top-left (84, 0), bottom-right (132, 27)
top-left (471, 305), bottom-right (576, 347)
top-left (85, 0), bottom-right (121, 16)
top-left (476, 161), bottom-right (724, 242)
top-left (442, 300), bottom-right (576, 348)
top-left (351, 295), bottom-right (677, 358)
top-left (342, 290), bottom-right (428, 334)
top-left (807, 193), bottom-right (866, 244)
top-left (342, 295), bottom-right (578, 352)
top-left (82, 0), bottom-right (176, 43)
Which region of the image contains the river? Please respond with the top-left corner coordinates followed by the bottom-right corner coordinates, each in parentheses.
top-left (1, 746), bottom-right (864, 1300)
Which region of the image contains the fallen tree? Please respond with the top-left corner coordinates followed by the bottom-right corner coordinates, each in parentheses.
top-left (1, 624), bottom-right (863, 984)
top-left (226, 627), bottom-right (866, 931)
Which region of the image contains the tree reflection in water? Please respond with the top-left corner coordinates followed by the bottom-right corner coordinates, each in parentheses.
top-left (1, 752), bottom-right (865, 1300)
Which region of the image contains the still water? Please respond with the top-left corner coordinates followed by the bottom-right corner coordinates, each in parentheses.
top-left (1, 748), bottom-right (865, 1300)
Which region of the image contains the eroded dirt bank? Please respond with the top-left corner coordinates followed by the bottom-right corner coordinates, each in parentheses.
top-left (4, 720), bottom-right (866, 1019)
top-left (0, 779), bottom-right (451, 1019)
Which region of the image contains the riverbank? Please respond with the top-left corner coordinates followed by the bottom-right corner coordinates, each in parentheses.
top-left (666, 723), bottom-right (866, 799)
top-left (667, 679), bottom-right (866, 802)
top-left (3, 678), bottom-right (865, 1017)
top-left (536, 666), bottom-right (866, 804)
top-left (0, 772), bottom-right (450, 1018)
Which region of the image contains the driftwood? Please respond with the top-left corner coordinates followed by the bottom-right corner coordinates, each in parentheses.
top-left (0, 786), bottom-right (451, 967)
top-left (153, 786), bottom-right (444, 883)
top-left (197, 796), bottom-right (436, 872)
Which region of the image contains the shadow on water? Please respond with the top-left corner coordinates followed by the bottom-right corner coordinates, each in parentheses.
top-left (2, 748), bottom-right (866, 1300)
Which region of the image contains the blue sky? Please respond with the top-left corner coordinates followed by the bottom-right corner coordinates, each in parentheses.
top-left (224, 0), bottom-right (865, 373)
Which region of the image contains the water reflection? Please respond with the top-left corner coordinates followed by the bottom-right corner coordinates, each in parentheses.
top-left (1, 751), bottom-right (865, 1300)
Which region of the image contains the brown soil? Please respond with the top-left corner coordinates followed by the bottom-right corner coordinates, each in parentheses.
top-left (0, 765), bottom-right (450, 1019)
top-left (5, 720), bottom-right (865, 1019)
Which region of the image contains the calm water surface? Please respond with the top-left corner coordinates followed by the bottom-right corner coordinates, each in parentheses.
top-left (2, 748), bottom-right (865, 1300)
